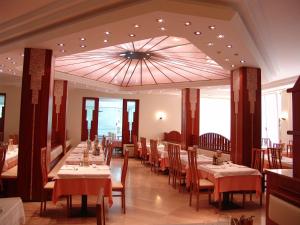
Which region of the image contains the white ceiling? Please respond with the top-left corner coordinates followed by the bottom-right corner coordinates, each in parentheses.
top-left (0, 0), bottom-right (299, 92)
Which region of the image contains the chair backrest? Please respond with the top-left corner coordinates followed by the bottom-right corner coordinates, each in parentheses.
top-left (288, 140), bottom-right (293, 145)
top-left (40, 147), bottom-right (48, 186)
top-left (267, 147), bottom-right (282, 169)
top-left (167, 144), bottom-right (174, 170)
top-left (150, 139), bottom-right (159, 163)
top-left (140, 137), bottom-right (147, 158)
top-left (9, 134), bottom-right (19, 145)
top-left (273, 143), bottom-right (285, 151)
top-left (106, 143), bottom-right (113, 166)
top-left (0, 145), bottom-right (7, 175)
top-left (0, 132), bottom-right (4, 142)
top-left (251, 148), bottom-right (265, 172)
top-left (121, 150), bottom-right (129, 186)
top-left (132, 135), bottom-right (138, 157)
top-left (187, 149), bottom-right (199, 187)
top-left (101, 135), bottom-right (106, 149)
top-left (173, 144), bottom-right (182, 171)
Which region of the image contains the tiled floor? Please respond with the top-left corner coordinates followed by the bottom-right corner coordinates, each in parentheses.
top-left (23, 159), bottom-right (266, 224)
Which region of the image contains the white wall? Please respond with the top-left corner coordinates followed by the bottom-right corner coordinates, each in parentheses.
top-left (280, 91), bottom-right (293, 144)
top-left (0, 85), bottom-right (21, 141)
top-left (67, 88), bottom-right (181, 146)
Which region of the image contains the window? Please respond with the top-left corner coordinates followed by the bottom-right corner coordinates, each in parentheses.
top-left (0, 95), bottom-right (4, 119)
top-left (98, 98), bottom-right (123, 140)
top-left (200, 97), bottom-right (230, 139)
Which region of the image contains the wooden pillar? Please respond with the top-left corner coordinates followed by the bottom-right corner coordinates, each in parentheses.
top-left (181, 88), bottom-right (200, 150)
top-left (230, 67), bottom-right (261, 166)
top-left (122, 99), bottom-right (139, 145)
top-left (51, 80), bottom-right (68, 152)
top-left (17, 48), bottom-right (54, 201)
top-left (287, 76), bottom-right (300, 178)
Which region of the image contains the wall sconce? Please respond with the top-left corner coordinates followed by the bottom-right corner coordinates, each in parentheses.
top-left (280, 111), bottom-right (288, 120)
top-left (156, 111), bottom-right (166, 120)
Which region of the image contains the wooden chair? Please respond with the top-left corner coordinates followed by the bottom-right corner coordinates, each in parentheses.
top-left (286, 140), bottom-right (293, 157)
top-left (132, 135), bottom-right (139, 158)
top-left (0, 145), bottom-right (7, 192)
top-left (0, 132), bottom-right (4, 142)
top-left (106, 143), bottom-right (113, 166)
top-left (261, 138), bottom-right (272, 148)
top-left (250, 148), bottom-right (265, 205)
top-left (9, 134), bottom-right (19, 145)
top-left (101, 135), bottom-right (106, 149)
top-left (140, 137), bottom-right (148, 165)
top-left (167, 144), bottom-right (175, 186)
top-left (187, 149), bottom-right (214, 211)
top-left (112, 150), bottom-right (129, 214)
top-left (173, 144), bottom-right (186, 192)
top-left (149, 139), bottom-right (160, 173)
top-left (267, 147), bottom-right (282, 169)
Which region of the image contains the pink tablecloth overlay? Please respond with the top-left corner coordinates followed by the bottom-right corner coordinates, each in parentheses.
top-left (197, 164), bottom-right (262, 201)
top-left (52, 165), bottom-right (113, 206)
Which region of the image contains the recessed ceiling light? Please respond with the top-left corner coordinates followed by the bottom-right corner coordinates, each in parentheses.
top-left (119, 53), bottom-right (126, 56)
top-left (184, 21), bottom-right (191, 26)
top-left (160, 27), bottom-right (166, 31)
top-left (57, 43), bottom-right (64, 47)
top-left (225, 58), bottom-right (229, 62)
top-left (12, 61), bottom-right (16, 64)
top-left (217, 34), bottom-right (224, 39)
top-left (6, 57), bottom-right (11, 60)
top-left (130, 52), bottom-right (133, 55)
top-left (13, 72), bottom-right (16, 75)
top-left (80, 45), bottom-right (86, 48)
top-left (146, 53), bottom-right (150, 56)
top-left (134, 24), bottom-right (140, 28)
top-left (156, 18), bottom-right (164, 23)
top-left (104, 31), bottom-right (110, 35)
top-left (21, 53), bottom-right (24, 57)
top-left (208, 42), bottom-right (214, 46)
top-left (227, 44), bottom-right (232, 48)
top-left (208, 25), bottom-right (216, 30)
top-left (240, 60), bottom-right (246, 63)
top-left (231, 64), bottom-right (235, 68)
top-left (80, 37), bottom-right (86, 41)
top-left (194, 31), bottom-right (202, 35)
top-left (129, 34), bottom-right (136, 37)
top-left (0, 69), bottom-right (3, 72)
top-left (60, 49), bottom-right (66, 53)
top-left (103, 39), bottom-right (108, 43)
top-left (8, 68), bottom-right (12, 72)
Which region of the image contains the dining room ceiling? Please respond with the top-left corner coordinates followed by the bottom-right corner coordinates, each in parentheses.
top-left (0, 0), bottom-right (299, 92)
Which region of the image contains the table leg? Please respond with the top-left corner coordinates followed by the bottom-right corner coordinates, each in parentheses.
top-left (81, 195), bottom-right (88, 215)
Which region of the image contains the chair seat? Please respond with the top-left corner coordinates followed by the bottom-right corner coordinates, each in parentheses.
top-left (112, 181), bottom-right (124, 190)
top-left (199, 179), bottom-right (214, 188)
top-left (44, 181), bottom-right (55, 190)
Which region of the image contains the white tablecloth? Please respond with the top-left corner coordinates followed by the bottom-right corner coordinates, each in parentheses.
top-left (181, 154), bottom-right (212, 166)
top-left (57, 165), bottom-right (111, 179)
top-left (199, 163), bottom-right (261, 179)
top-left (3, 148), bottom-right (18, 171)
top-left (0, 197), bottom-right (25, 225)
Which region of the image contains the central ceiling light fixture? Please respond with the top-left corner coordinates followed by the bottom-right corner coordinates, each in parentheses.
top-left (120, 51), bottom-right (152, 60)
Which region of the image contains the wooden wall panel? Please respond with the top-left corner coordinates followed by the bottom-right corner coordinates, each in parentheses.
top-left (230, 67), bottom-right (261, 166)
top-left (17, 48), bottom-right (54, 201)
top-left (81, 97), bottom-right (99, 141)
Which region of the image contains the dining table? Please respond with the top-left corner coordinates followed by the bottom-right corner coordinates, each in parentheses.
top-left (0, 197), bottom-right (25, 225)
top-left (52, 142), bottom-right (113, 215)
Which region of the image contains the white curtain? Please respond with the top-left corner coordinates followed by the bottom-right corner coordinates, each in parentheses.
top-left (262, 92), bottom-right (281, 144)
top-left (200, 97), bottom-right (230, 139)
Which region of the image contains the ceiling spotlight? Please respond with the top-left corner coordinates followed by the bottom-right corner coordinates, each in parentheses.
top-left (156, 18), bottom-right (164, 23)
top-left (6, 57), bottom-right (12, 60)
top-left (217, 34), bottom-right (225, 39)
top-left (160, 27), bottom-right (166, 31)
top-left (0, 69), bottom-right (3, 72)
top-left (21, 53), bottom-right (24, 57)
top-left (208, 42), bottom-right (214, 46)
top-left (119, 53), bottom-right (126, 56)
top-left (80, 37), bottom-right (86, 41)
top-left (80, 45), bottom-right (86, 48)
top-left (13, 72), bottom-right (16, 75)
top-left (227, 44), bottom-right (232, 48)
top-left (60, 49), bottom-right (66, 53)
top-left (194, 31), bottom-right (202, 35)
top-left (130, 52), bottom-right (133, 55)
top-left (103, 39), bottom-right (108, 43)
top-left (146, 53), bottom-right (150, 56)
top-left (129, 34), bottom-right (136, 37)
top-left (184, 21), bottom-right (191, 26)
top-left (57, 43), bottom-right (64, 46)
top-left (12, 61), bottom-right (16, 64)
top-left (231, 64), bottom-right (235, 68)
top-left (8, 68), bottom-right (12, 72)
top-left (104, 31), bottom-right (110, 35)
top-left (134, 24), bottom-right (140, 28)
top-left (240, 60), bottom-right (246, 63)
top-left (225, 58), bottom-right (229, 62)
top-left (208, 25), bottom-right (216, 30)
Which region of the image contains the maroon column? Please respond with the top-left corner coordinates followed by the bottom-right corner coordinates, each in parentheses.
top-left (17, 48), bottom-right (54, 201)
top-left (51, 80), bottom-right (68, 152)
top-left (181, 88), bottom-right (200, 150)
top-left (230, 67), bottom-right (261, 166)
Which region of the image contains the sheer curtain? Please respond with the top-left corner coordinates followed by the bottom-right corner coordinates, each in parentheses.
top-left (200, 97), bottom-right (230, 139)
top-left (262, 92), bottom-right (281, 144)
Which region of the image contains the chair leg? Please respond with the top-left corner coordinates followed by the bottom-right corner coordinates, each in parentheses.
top-left (250, 193), bottom-right (253, 201)
top-left (123, 189), bottom-right (126, 214)
top-left (242, 193), bottom-right (246, 208)
top-left (208, 192), bottom-right (212, 204)
top-left (189, 185), bottom-right (192, 206)
top-left (218, 193), bottom-right (222, 209)
top-left (260, 193), bottom-right (263, 206)
top-left (196, 191), bottom-right (199, 211)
